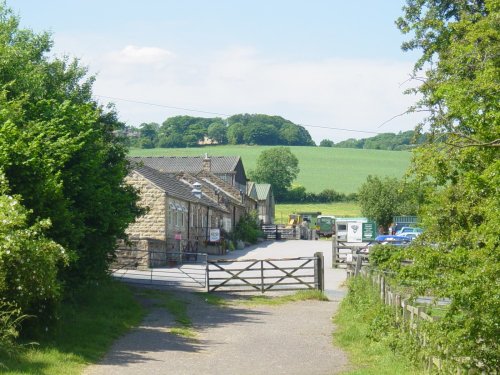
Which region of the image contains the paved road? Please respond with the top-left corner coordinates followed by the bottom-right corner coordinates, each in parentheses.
top-left (85, 240), bottom-right (350, 375)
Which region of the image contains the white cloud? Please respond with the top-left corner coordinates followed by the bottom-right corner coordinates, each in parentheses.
top-left (90, 45), bottom-right (422, 142)
top-left (108, 45), bottom-right (175, 65)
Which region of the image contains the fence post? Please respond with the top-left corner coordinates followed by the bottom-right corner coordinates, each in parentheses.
top-left (354, 253), bottom-right (362, 276)
top-left (314, 252), bottom-right (324, 291)
top-left (380, 276), bottom-right (386, 301)
top-left (332, 234), bottom-right (338, 268)
top-left (261, 260), bottom-right (264, 293)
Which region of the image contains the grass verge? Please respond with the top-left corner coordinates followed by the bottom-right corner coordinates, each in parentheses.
top-left (333, 277), bottom-right (423, 375)
top-left (134, 289), bottom-right (195, 338)
top-left (0, 280), bottom-right (145, 375)
top-left (237, 290), bottom-right (329, 307)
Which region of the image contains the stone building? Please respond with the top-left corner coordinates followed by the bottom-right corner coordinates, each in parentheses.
top-left (118, 165), bottom-right (229, 267)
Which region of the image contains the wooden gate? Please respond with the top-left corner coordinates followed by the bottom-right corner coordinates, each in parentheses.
top-left (207, 253), bottom-right (324, 293)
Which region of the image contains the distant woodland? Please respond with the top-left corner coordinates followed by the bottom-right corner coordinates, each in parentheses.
top-left (126, 114), bottom-right (315, 148)
top-left (319, 130), bottom-right (425, 151)
top-left (124, 114), bottom-right (422, 150)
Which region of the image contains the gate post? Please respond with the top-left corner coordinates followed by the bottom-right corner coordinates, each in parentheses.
top-left (206, 262), bottom-right (210, 293)
top-left (314, 252), bottom-right (324, 291)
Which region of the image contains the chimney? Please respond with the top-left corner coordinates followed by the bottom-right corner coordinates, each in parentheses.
top-left (202, 153), bottom-right (211, 172)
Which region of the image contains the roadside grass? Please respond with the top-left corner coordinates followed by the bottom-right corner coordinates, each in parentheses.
top-left (275, 202), bottom-right (361, 223)
top-left (134, 289), bottom-right (195, 338)
top-left (241, 290), bottom-right (329, 306)
top-left (129, 145), bottom-right (410, 194)
top-left (333, 277), bottom-right (422, 375)
top-left (195, 290), bottom-right (328, 307)
top-left (0, 280), bottom-right (144, 375)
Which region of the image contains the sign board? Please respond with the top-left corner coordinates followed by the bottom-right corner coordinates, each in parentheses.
top-left (347, 222), bottom-right (363, 243)
top-left (209, 228), bottom-right (220, 242)
top-left (362, 222), bottom-right (377, 241)
top-left (174, 233), bottom-right (182, 240)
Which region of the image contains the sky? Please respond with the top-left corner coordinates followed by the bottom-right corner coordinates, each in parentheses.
top-left (11, 0), bottom-right (423, 143)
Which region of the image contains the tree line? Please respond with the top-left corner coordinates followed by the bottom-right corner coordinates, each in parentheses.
top-left (319, 130), bottom-right (426, 150)
top-left (127, 113), bottom-right (315, 148)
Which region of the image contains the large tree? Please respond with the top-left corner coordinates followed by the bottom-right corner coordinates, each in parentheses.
top-left (0, 5), bottom-right (142, 286)
top-left (386, 0), bottom-right (499, 370)
top-left (358, 176), bottom-right (420, 231)
top-left (249, 147), bottom-right (300, 201)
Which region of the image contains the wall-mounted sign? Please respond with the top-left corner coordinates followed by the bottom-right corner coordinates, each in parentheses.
top-left (174, 233), bottom-right (182, 240)
top-left (209, 228), bottom-right (220, 242)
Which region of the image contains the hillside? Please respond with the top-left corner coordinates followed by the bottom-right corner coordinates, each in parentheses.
top-left (129, 146), bottom-right (411, 194)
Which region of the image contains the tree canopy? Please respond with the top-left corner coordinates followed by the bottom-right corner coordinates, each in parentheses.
top-left (381, 0), bottom-right (499, 369)
top-left (0, 3), bottom-right (142, 325)
top-left (249, 147), bottom-right (300, 202)
top-left (128, 113), bottom-right (315, 148)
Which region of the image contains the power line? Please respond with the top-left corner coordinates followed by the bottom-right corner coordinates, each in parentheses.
top-left (96, 94), bottom-right (406, 135)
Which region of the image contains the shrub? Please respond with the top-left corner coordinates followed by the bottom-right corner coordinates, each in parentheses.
top-left (0, 174), bottom-right (68, 332)
top-left (232, 211), bottom-right (262, 244)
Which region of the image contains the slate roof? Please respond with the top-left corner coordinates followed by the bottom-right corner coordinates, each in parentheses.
top-left (132, 164), bottom-right (225, 210)
top-left (129, 156), bottom-right (241, 174)
top-left (254, 183), bottom-right (272, 201)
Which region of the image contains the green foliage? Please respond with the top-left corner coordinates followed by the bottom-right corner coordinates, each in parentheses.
top-left (232, 211), bottom-right (262, 244)
top-left (0, 280), bottom-right (144, 374)
top-left (333, 276), bottom-right (422, 374)
top-left (129, 113), bottom-right (315, 148)
top-left (334, 131), bottom-right (425, 151)
top-left (390, 0), bottom-right (500, 370)
top-left (282, 185), bottom-right (357, 203)
top-left (358, 176), bottom-right (420, 230)
top-left (0, 302), bottom-right (26, 360)
top-left (319, 139), bottom-right (334, 147)
top-left (249, 147), bottom-right (299, 201)
top-left (369, 245), bottom-right (405, 269)
top-left (0, 4), bottom-right (142, 286)
top-left (0, 174), bottom-right (68, 330)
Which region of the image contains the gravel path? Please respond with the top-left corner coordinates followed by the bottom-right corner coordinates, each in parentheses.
top-left (85, 241), bottom-right (350, 375)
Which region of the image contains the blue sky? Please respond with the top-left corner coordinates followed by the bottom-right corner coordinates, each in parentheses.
top-left (11, 0), bottom-right (423, 142)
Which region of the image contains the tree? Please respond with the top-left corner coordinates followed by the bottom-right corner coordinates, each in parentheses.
top-left (319, 139), bottom-right (334, 147)
top-left (0, 4), bottom-right (142, 288)
top-left (207, 120), bottom-right (227, 144)
top-left (358, 176), bottom-right (419, 231)
top-left (249, 147), bottom-right (299, 201)
top-left (139, 122), bottom-right (159, 148)
top-left (382, 1), bottom-right (499, 369)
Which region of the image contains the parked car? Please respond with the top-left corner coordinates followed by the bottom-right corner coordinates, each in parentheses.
top-left (396, 227), bottom-right (422, 236)
top-left (358, 235), bottom-right (412, 254)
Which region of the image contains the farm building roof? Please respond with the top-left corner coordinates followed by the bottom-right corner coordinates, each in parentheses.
top-left (128, 156), bottom-right (241, 174)
top-left (131, 164), bottom-right (225, 211)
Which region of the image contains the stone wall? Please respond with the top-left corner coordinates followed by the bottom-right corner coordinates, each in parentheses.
top-left (125, 171), bottom-right (167, 241)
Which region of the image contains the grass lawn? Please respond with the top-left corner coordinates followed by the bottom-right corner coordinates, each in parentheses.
top-left (129, 145), bottom-right (411, 194)
top-left (275, 202), bottom-right (361, 224)
top-left (0, 280), bottom-right (145, 375)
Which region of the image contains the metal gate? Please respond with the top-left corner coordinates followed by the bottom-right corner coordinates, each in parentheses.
top-left (207, 253), bottom-right (324, 293)
top-left (111, 250), bottom-right (207, 289)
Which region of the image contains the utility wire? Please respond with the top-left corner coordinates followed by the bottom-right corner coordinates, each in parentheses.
top-left (96, 94), bottom-right (407, 135)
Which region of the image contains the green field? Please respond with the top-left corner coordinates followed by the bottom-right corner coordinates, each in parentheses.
top-left (275, 202), bottom-right (361, 223)
top-left (129, 146), bottom-right (411, 194)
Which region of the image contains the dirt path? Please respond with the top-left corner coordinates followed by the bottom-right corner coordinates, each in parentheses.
top-left (84, 291), bottom-right (349, 375)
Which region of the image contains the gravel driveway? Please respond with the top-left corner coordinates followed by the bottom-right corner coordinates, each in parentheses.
top-left (85, 240), bottom-right (350, 375)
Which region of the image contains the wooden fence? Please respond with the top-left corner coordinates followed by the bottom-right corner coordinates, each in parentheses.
top-left (350, 262), bottom-right (481, 374)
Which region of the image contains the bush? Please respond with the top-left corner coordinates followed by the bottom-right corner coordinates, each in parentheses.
top-left (232, 211), bottom-right (262, 244)
top-left (0, 174), bottom-right (68, 332)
